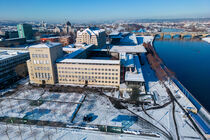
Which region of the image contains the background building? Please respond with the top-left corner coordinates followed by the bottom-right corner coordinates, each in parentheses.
top-left (0, 38), bottom-right (26, 47)
top-left (17, 24), bottom-right (33, 40)
top-left (40, 35), bottom-right (74, 46)
top-left (27, 42), bottom-right (63, 84)
top-left (76, 27), bottom-right (106, 47)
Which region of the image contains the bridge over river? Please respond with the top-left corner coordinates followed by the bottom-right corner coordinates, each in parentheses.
top-left (135, 32), bottom-right (210, 40)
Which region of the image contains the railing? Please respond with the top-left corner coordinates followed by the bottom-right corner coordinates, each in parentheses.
top-left (172, 78), bottom-right (202, 111)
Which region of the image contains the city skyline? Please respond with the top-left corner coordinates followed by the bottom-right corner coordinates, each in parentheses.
top-left (0, 0), bottom-right (210, 23)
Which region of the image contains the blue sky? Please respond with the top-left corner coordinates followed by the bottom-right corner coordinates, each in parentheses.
top-left (0, 0), bottom-right (210, 23)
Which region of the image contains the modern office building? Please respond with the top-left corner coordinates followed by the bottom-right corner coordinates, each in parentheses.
top-left (76, 27), bottom-right (106, 47)
top-left (17, 24), bottom-right (33, 40)
top-left (27, 42), bottom-right (63, 85)
top-left (0, 50), bottom-right (29, 87)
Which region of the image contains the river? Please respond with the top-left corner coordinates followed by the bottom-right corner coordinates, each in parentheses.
top-left (154, 40), bottom-right (210, 112)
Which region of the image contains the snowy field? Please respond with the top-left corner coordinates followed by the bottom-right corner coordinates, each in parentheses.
top-left (0, 123), bottom-right (161, 140)
top-left (0, 88), bottom-right (85, 123)
top-left (73, 93), bottom-right (140, 130)
top-left (0, 86), bottom-right (143, 132)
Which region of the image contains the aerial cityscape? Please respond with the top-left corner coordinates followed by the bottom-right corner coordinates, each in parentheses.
top-left (0, 0), bottom-right (210, 140)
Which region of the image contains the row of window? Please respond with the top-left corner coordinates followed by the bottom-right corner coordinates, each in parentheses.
top-left (0, 55), bottom-right (29, 67)
top-left (32, 54), bottom-right (48, 58)
top-left (58, 75), bottom-right (118, 80)
top-left (34, 67), bottom-right (50, 71)
top-left (58, 71), bottom-right (118, 75)
top-left (58, 63), bottom-right (118, 66)
top-left (59, 79), bottom-right (118, 84)
top-left (35, 72), bottom-right (51, 79)
top-left (33, 60), bottom-right (49, 64)
top-left (58, 67), bottom-right (118, 71)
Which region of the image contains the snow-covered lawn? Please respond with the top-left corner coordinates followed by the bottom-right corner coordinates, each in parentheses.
top-left (0, 123), bottom-right (161, 140)
top-left (73, 93), bottom-right (139, 129)
top-left (0, 89), bottom-right (85, 123)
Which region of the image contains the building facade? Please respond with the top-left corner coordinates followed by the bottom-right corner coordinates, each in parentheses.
top-left (76, 28), bottom-right (106, 47)
top-left (56, 60), bottom-right (120, 87)
top-left (27, 43), bottom-right (63, 84)
top-left (27, 43), bottom-right (121, 87)
top-left (17, 24), bottom-right (33, 40)
top-left (0, 50), bottom-right (29, 87)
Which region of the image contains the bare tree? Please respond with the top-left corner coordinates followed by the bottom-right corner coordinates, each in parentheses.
top-left (30, 128), bottom-right (40, 140)
top-left (0, 126), bottom-right (14, 140)
top-left (15, 63), bottom-right (28, 78)
top-left (15, 125), bottom-right (25, 140)
top-left (42, 130), bottom-right (54, 140)
top-left (0, 104), bottom-right (4, 116)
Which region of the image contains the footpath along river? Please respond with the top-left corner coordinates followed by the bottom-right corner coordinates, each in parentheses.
top-left (154, 40), bottom-right (210, 112)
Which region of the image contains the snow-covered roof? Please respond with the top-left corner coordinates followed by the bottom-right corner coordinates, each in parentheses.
top-left (109, 31), bottom-right (120, 36)
top-left (121, 54), bottom-right (135, 67)
top-left (77, 28), bottom-right (105, 36)
top-left (57, 44), bottom-right (99, 63)
top-left (29, 42), bottom-right (62, 48)
top-left (0, 50), bottom-right (28, 61)
top-left (125, 55), bottom-right (144, 82)
top-left (110, 45), bottom-right (147, 53)
top-left (202, 37), bottom-right (210, 43)
top-left (62, 47), bottom-right (80, 52)
top-left (120, 34), bottom-right (137, 45)
top-left (57, 59), bottom-right (120, 65)
top-left (136, 36), bottom-right (154, 44)
top-left (125, 72), bottom-right (144, 82)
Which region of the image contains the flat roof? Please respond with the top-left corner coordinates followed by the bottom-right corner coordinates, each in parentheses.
top-left (125, 72), bottom-right (144, 82)
top-left (121, 53), bottom-right (135, 67)
top-left (57, 59), bottom-right (120, 65)
top-left (110, 45), bottom-right (147, 53)
top-left (92, 45), bottom-right (147, 53)
top-left (62, 47), bottom-right (81, 52)
top-left (0, 50), bottom-right (28, 61)
top-left (29, 42), bottom-right (61, 48)
top-left (125, 55), bottom-right (144, 82)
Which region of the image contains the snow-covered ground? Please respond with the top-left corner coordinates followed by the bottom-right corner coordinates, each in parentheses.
top-left (202, 37), bottom-right (210, 43)
top-left (0, 123), bottom-right (161, 140)
top-left (73, 93), bottom-right (139, 129)
top-left (123, 52), bottom-right (202, 139)
top-left (0, 89), bottom-right (85, 123)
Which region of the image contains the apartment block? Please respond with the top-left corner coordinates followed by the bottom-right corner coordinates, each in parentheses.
top-left (76, 27), bottom-right (106, 47)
